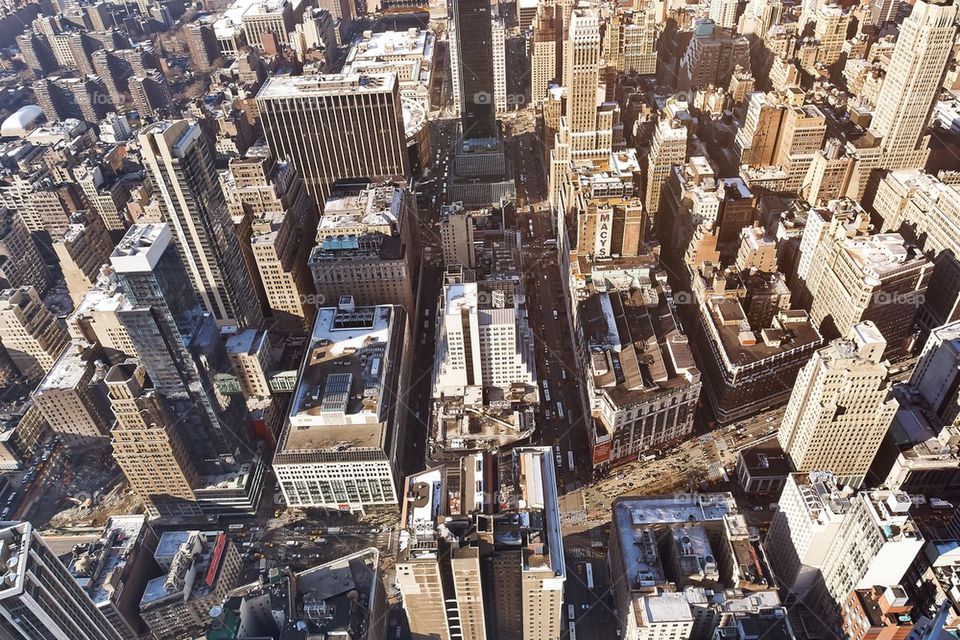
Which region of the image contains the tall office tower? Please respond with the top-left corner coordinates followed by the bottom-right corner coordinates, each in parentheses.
top-left (0, 287), bottom-right (68, 380)
top-left (530, 5), bottom-right (560, 103)
top-left (108, 223), bottom-right (231, 453)
top-left (272, 299), bottom-right (407, 511)
top-left (33, 342), bottom-right (114, 443)
top-left (869, 0), bottom-right (900, 25)
top-left (817, 490), bottom-right (923, 620)
top-left (53, 210), bottom-right (113, 306)
top-left (309, 181), bottom-right (418, 313)
top-left (908, 321), bottom-right (960, 426)
top-left (813, 5), bottom-right (848, 67)
top-left (709, 0), bottom-right (741, 29)
top-left (869, 0), bottom-right (959, 166)
top-left (678, 20), bottom-right (750, 92)
top-left (738, 0), bottom-right (783, 35)
top-left (449, 0), bottom-right (497, 139)
top-left (433, 279), bottom-right (536, 395)
top-left (439, 201), bottom-right (477, 268)
top-left (0, 209), bottom-right (51, 295)
top-left (16, 31), bottom-right (59, 77)
top-left (110, 224), bottom-right (201, 397)
top-left (257, 74), bottom-right (409, 207)
top-left (605, 7), bottom-right (657, 75)
top-left (777, 322), bottom-right (898, 488)
top-left (106, 361), bottom-right (201, 517)
top-left (799, 0), bottom-right (828, 29)
top-left (564, 6), bottom-right (608, 156)
top-left (874, 170), bottom-right (960, 331)
top-left (222, 154), bottom-right (317, 334)
top-left (397, 448), bottom-right (565, 640)
top-left (804, 225), bottom-right (930, 358)
top-left (128, 71), bottom-right (172, 118)
top-left (186, 23), bottom-right (220, 71)
top-left (646, 97), bottom-right (689, 220)
top-left (765, 472), bottom-right (851, 602)
top-left (492, 17), bottom-right (507, 114)
top-left (0, 522), bottom-right (127, 640)
top-left (140, 120), bottom-right (262, 328)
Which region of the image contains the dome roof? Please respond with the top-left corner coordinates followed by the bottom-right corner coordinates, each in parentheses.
top-left (1, 105), bottom-right (44, 137)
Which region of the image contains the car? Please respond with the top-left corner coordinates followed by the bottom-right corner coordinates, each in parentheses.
top-left (581, 604), bottom-right (590, 610)
top-left (752, 506), bottom-right (764, 512)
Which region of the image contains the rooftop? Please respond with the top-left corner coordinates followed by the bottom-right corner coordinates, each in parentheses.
top-left (841, 233), bottom-right (926, 285)
top-left (580, 284), bottom-right (700, 411)
top-left (142, 531), bottom-right (230, 609)
top-left (643, 592), bottom-right (693, 624)
top-left (613, 494), bottom-right (736, 590)
top-left (278, 300), bottom-right (400, 455)
top-left (257, 73), bottom-right (398, 100)
top-left (110, 224), bottom-right (172, 274)
top-left (36, 343), bottom-right (91, 393)
top-left (67, 515), bottom-right (150, 608)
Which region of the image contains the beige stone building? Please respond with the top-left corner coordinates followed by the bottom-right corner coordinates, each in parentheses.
top-left (225, 329), bottom-right (272, 399)
top-left (53, 211), bottom-right (114, 306)
top-left (778, 322), bottom-right (898, 488)
top-left (106, 362), bottom-right (201, 517)
top-left (32, 342), bottom-right (113, 443)
top-left (0, 286), bottom-right (68, 380)
top-left (309, 182), bottom-right (418, 313)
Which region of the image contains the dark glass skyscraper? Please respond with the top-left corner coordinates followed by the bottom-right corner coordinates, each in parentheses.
top-left (451, 0), bottom-right (498, 140)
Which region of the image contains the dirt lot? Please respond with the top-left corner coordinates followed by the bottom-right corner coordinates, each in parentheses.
top-left (23, 444), bottom-right (142, 531)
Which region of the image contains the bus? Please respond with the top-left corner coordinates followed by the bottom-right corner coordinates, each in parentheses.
top-left (569, 623), bottom-right (577, 640)
top-left (228, 523), bottom-right (244, 532)
top-left (585, 562), bottom-right (594, 589)
top-left (556, 402), bottom-right (565, 420)
top-left (542, 380), bottom-right (551, 403)
top-left (567, 451), bottom-right (575, 471)
top-left (568, 605), bottom-right (575, 620)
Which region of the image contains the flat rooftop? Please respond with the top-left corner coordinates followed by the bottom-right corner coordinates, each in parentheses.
top-left (257, 73), bottom-right (398, 100)
top-left (36, 343), bottom-right (89, 393)
top-left (841, 233), bottom-right (925, 284)
top-left (67, 515), bottom-right (149, 607)
top-left (279, 302), bottom-right (399, 453)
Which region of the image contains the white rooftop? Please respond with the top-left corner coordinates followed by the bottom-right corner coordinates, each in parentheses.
top-left (257, 73), bottom-right (398, 100)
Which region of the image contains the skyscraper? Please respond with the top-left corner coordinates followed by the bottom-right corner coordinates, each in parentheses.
top-left (0, 521), bottom-right (128, 640)
top-left (709, 0), bottom-right (740, 29)
top-left (777, 321), bottom-right (898, 488)
top-left (0, 287), bottom-right (68, 380)
top-left (397, 448), bottom-right (565, 640)
top-left (221, 153), bottom-right (318, 334)
top-left (871, 0), bottom-right (958, 161)
top-left (432, 280), bottom-right (537, 395)
top-left (646, 97), bottom-right (689, 219)
top-left (449, 0), bottom-right (498, 139)
top-left (0, 209), bottom-right (51, 295)
top-left (564, 6), bottom-right (608, 156)
top-left (530, 5), bottom-right (560, 103)
top-left (139, 120), bottom-right (263, 328)
top-left (257, 74), bottom-right (409, 206)
top-left (106, 361), bottom-right (201, 518)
